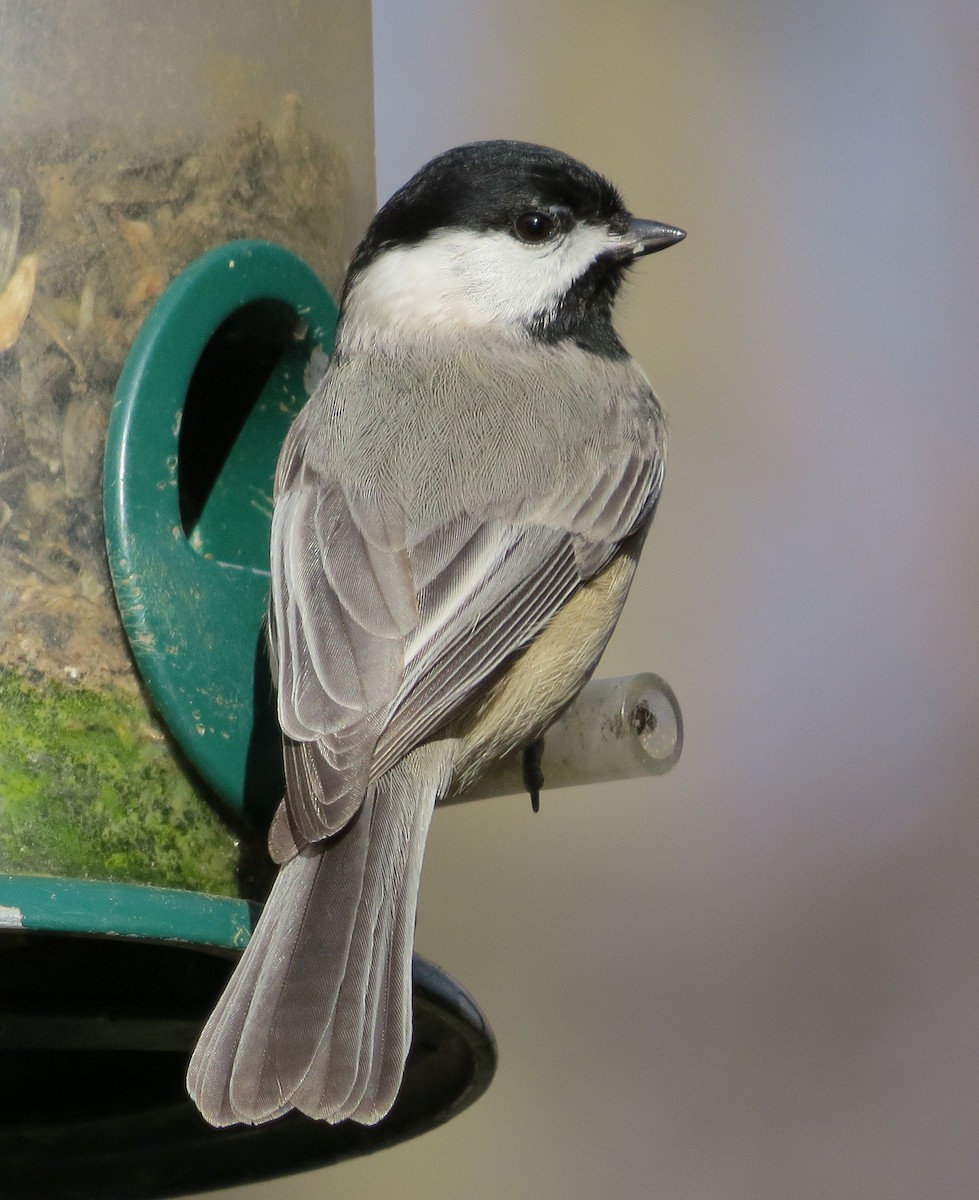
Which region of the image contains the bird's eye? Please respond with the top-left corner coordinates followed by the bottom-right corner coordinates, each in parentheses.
top-left (513, 210), bottom-right (558, 244)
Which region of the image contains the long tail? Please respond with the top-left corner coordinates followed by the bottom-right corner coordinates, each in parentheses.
top-left (187, 743), bottom-right (453, 1126)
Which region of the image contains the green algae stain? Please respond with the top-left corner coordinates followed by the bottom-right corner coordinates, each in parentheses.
top-left (0, 666), bottom-right (241, 896)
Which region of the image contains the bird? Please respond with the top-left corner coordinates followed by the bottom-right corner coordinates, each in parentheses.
top-left (187, 139), bottom-right (684, 1127)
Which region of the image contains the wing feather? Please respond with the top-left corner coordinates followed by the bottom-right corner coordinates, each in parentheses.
top-left (267, 350), bottom-right (666, 851)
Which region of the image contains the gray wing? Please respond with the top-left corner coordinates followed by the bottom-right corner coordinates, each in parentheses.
top-left (268, 383), bottom-right (663, 855)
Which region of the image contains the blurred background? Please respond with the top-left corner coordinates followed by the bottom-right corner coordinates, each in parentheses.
top-left (204, 0), bottom-right (979, 1196)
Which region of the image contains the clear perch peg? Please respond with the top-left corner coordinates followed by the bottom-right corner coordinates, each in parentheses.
top-left (442, 673), bottom-right (683, 805)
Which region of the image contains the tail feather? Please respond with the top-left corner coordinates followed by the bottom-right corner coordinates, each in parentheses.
top-left (288, 743), bottom-right (444, 1122)
top-left (187, 743), bottom-right (452, 1126)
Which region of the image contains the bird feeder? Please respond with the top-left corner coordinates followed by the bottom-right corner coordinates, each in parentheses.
top-left (0, 5), bottom-right (681, 1198)
top-left (0, 6), bottom-right (492, 1196)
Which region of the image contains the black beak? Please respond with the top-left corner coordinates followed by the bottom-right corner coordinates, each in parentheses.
top-left (613, 218), bottom-right (686, 260)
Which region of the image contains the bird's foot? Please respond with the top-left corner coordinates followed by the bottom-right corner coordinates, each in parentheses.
top-left (522, 739), bottom-right (545, 813)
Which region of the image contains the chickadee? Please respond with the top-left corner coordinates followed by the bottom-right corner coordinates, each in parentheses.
top-left (187, 140), bottom-right (684, 1126)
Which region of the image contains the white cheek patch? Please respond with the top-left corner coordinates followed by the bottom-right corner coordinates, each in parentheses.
top-left (340, 223), bottom-right (616, 349)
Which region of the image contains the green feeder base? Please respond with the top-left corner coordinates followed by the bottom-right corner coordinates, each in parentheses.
top-left (0, 876), bottom-right (496, 1200)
